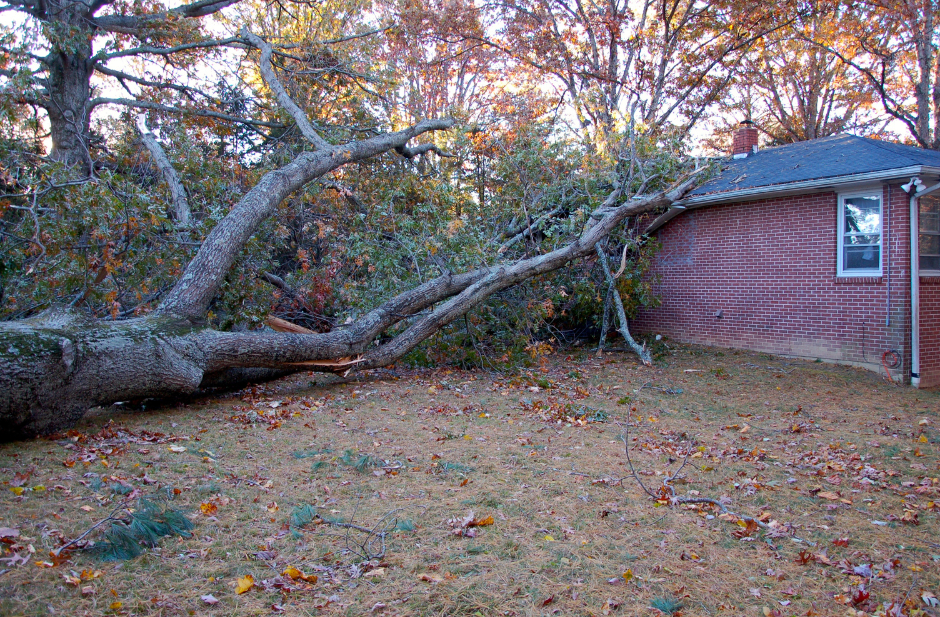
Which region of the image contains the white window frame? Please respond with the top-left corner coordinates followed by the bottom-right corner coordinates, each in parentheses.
top-left (920, 195), bottom-right (940, 275)
top-left (837, 189), bottom-right (883, 277)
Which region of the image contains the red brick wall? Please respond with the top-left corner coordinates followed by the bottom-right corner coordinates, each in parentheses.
top-left (633, 185), bottom-right (914, 379)
top-left (919, 276), bottom-right (940, 388)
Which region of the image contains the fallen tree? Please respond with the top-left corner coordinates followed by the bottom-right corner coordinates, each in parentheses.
top-left (0, 31), bottom-right (700, 440)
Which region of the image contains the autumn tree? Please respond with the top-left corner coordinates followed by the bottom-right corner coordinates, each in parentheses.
top-left (709, 7), bottom-right (881, 148)
top-left (0, 0), bottom-right (278, 170)
top-left (479, 0), bottom-right (788, 151)
top-left (810, 0), bottom-right (940, 149)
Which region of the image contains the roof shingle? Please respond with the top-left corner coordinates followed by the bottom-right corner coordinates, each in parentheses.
top-left (690, 134), bottom-right (940, 197)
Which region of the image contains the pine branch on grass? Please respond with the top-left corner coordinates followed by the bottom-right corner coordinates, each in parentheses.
top-left (56, 489), bottom-right (194, 561)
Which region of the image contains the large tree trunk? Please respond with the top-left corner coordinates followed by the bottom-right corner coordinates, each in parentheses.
top-left (44, 1), bottom-right (95, 167)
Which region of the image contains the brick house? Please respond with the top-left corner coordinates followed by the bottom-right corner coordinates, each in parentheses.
top-left (633, 123), bottom-right (940, 387)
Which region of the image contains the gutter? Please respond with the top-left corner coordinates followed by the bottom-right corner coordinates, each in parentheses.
top-left (647, 165), bottom-right (940, 233)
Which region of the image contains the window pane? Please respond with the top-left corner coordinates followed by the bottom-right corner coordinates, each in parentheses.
top-left (921, 234), bottom-right (940, 256)
top-left (844, 234), bottom-right (881, 246)
top-left (922, 255), bottom-right (940, 271)
top-left (921, 197), bottom-right (940, 233)
top-left (844, 245), bottom-right (880, 270)
top-left (844, 196), bottom-right (881, 234)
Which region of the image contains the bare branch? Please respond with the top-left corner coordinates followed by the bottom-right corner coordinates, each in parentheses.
top-left (241, 29), bottom-right (330, 150)
top-left (88, 97), bottom-right (286, 129)
top-left (94, 64), bottom-right (218, 101)
top-left (93, 37), bottom-right (245, 62)
top-left (596, 243), bottom-right (651, 365)
top-left (136, 116), bottom-right (191, 229)
top-left (395, 142), bottom-right (454, 159)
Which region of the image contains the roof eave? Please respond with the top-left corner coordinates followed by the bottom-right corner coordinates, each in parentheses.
top-left (645, 164), bottom-right (940, 233)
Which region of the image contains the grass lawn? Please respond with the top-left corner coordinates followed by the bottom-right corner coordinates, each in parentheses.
top-left (1, 343), bottom-right (938, 616)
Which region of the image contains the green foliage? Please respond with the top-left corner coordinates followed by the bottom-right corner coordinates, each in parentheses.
top-left (649, 596), bottom-right (683, 615)
top-left (290, 504), bottom-right (319, 528)
top-left (86, 491), bottom-right (194, 561)
top-left (338, 449), bottom-right (383, 473)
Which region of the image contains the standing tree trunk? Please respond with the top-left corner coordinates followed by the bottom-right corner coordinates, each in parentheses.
top-left (44, 2), bottom-right (95, 167)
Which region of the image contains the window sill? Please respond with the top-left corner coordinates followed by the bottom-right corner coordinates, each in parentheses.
top-left (835, 276), bottom-right (883, 284)
top-left (921, 274), bottom-right (940, 284)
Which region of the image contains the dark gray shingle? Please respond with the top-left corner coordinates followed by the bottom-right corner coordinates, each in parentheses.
top-left (690, 134), bottom-right (940, 197)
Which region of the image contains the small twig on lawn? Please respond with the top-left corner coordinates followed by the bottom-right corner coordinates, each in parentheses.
top-left (897, 573), bottom-right (918, 614)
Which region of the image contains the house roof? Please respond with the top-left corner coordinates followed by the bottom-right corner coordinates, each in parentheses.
top-left (646, 135), bottom-right (940, 233)
top-left (689, 134), bottom-right (940, 198)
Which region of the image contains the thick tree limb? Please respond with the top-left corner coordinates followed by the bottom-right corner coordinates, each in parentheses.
top-left (595, 243), bottom-right (651, 365)
top-left (136, 116), bottom-right (191, 229)
top-left (92, 0), bottom-right (241, 34)
top-left (156, 117), bottom-right (455, 320)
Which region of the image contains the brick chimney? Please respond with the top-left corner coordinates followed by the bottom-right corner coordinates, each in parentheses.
top-left (731, 120), bottom-right (758, 159)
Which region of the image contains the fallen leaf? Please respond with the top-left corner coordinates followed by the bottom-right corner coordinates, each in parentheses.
top-left (419, 573), bottom-right (443, 583)
top-left (201, 594), bottom-right (219, 605)
top-left (283, 566), bottom-right (317, 583)
top-left (923, 591), bottom-right (939, 607)
top-left (470, 515), bottom-right (494, 527)
top-left (623, 569), bottom-right (633, 583)
top-left (0, 527), bottom-right (18, 539)
top-left (109, 601), bottom-right (122, 610)
top-left (235, 574), bottom-right (255, 594)
top-left (200, 503), bottom-right (218, 516)
top-left (816, 491), bottom-right (840, 500)
top-left (541, 595), bottom-right (554, 607)
top-left (168, 445), bottom-right (186, 453)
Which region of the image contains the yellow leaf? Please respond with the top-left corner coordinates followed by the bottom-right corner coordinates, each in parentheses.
top-left (544, 535), bottom-right (555, 541)
top-left (471, 515), bottom-right (494, 527)
top-left (235, 574), bottom-right (254, 594)
top-left (109, 601), bottom-right (122, 610)
top-left (200, 503), bottom-right (218, 516)
top-left (10, 487), bottom-right (23, 495)
top-left (283, 566), bottom-right (302, 579)
top-left (463, 435), bottom-right (473, 440)
top-left (918, 434), bottom-right (928, 443)
top-left (623, 569), bottom-right (633, 582)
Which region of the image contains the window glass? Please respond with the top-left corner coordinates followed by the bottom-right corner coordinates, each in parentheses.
top-left (840, 194), bottom-right (881, 274)
top-left (921, 196), bottom-right (940, 272)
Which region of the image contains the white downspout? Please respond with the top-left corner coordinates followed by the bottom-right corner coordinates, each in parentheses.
top-left (910, 190), bottom-right (921, 387)
top-left (907, 177), bottom-right (940, 387)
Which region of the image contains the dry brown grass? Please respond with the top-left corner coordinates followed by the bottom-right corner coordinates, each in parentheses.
top-left (1, 343), bottom-right (939, 617)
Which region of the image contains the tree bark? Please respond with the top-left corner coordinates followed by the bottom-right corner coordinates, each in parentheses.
top-left (44, 1), bottom-right (95, 168)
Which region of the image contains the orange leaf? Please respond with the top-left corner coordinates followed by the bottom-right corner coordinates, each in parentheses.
top-left (200, 503), bottom-right (218, 516)
top-left (470, 515), bottom-right (494, 527)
